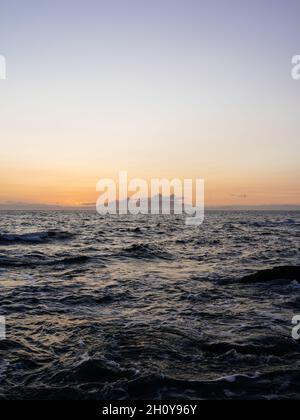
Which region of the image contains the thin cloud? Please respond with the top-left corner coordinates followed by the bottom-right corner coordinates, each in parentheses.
top-left (230, 194), bottom-right (248, 199)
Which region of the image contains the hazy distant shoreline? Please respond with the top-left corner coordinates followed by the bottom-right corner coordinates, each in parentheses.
top-left (1, 204), bottom-right (300, 212)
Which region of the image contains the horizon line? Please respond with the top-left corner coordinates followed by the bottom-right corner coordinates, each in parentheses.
top-left (1, 202), bottom-right (300, 211)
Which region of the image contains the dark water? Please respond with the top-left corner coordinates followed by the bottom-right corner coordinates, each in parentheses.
top-left (0, 211), bottom-right (300, 400)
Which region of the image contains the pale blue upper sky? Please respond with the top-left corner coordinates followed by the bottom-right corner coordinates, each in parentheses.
top-left (0, 0), bottom-right (300, 205)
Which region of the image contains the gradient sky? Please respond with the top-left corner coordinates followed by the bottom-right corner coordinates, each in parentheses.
top-left (0, 0), bottom-right (300, 206)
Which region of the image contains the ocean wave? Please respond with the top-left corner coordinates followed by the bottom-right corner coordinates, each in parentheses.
top-left (117, 243), bottom-right (173, 260)
top-left (239, 265), bottom-right (300, 283)
top-left (200, 336), bottom-right (300, 357)
top-left (0, 230), bottom-right (74, 244)
top-left (0, 254), bottom-right (90, 268)
top-left (2, 369), bottom-right (298, 400)
top-left (63, 358), bottom-right (137, 383)
top-left (57, 291), bottom-right (131, 306)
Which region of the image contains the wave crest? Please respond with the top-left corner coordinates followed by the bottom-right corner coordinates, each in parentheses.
top-left (118, 243), bottom-right (173, 260)
top-left (239, 265), bottom-right (300, 283)
top-left (0, 230), bottom-right (74, 244)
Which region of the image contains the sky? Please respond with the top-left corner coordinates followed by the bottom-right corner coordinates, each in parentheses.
top-left (0, 0), bottom-right (300, 207)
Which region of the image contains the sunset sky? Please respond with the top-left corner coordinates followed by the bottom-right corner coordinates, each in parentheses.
top-left (0, 0), bottom-right (300, 207)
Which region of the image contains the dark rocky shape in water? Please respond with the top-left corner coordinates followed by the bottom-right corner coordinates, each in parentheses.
top-left (240, 266), bottom-right (300, 283)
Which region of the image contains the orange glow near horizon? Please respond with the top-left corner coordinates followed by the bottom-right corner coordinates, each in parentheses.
top-left (1, 163), bottom-right (300, 208)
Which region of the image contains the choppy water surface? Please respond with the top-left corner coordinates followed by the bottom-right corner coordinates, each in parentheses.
top-left (0, 211), bottom-right (300, 400)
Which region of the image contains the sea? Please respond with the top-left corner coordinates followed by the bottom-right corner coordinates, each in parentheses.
top-left (0, 210), bottom-right (300, 400)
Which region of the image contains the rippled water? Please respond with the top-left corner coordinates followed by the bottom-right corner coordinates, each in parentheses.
top-left (0, 210), bottom-right (300, 400)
